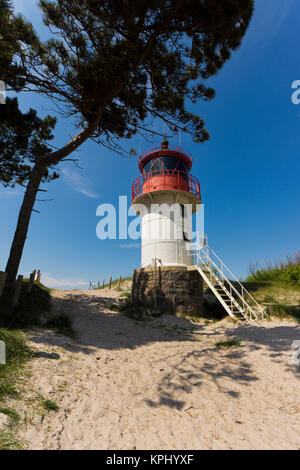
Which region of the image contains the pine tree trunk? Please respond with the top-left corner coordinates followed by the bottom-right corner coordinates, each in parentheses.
top-left (4, 122), bottom-right (98, 287)
top-left (5, 161), bottom-right (45, 285)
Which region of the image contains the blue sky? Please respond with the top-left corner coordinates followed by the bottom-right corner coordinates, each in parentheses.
top-left (0, 0), bottom-right (299, 289)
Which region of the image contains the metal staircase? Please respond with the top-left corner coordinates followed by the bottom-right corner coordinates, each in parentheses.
top-left (192, 245), bottom-right (265, 323)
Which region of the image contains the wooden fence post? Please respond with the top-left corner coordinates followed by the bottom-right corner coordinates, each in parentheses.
top-left (27, 270), bottom-right (36, 293)
top-left (117, 276), bottom-right (121, 291)
top-left (0, 271), bottom-right (7, 298)
top-left (12, 275), bottom-right (23, 307)
top-left (109, 276), bottom-right (112, 290)
top-left (36, 270), bottom-right (41, 282)
top-left (132, 270), bottom-right (136, 301)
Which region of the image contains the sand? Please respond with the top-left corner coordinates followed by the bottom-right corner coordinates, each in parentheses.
top-left (10, 289), bottom-right (300, 450)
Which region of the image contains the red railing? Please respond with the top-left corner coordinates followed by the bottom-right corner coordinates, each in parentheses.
top-left (139, 145), bottom-right (193, 165)
top-left (132, 169), bottom-right (201, 202)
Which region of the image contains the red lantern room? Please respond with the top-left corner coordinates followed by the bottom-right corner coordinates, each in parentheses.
top-left (131, 139), bottom-right (201, 204)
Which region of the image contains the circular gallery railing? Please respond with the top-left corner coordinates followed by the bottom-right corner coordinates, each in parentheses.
top-left (132, 169), bottom-right (201, 202)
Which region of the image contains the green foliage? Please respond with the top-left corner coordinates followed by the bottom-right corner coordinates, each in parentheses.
top-left (0, 280), bottom-right (52, 329)
top-left (0, 328), bottom-right (32, 402)
top-left (0, 0), bottom-right (254, 147)
top-left (42, 399), bottom-right (59, 412)
top-left (0, 0), bottom-right (27, 91)
top-left (247, 253), bottom-right (300, 286)
top-left (119, 291), bottom-right (131, 298)
top-left (268, 304), bottom-right (300, 322)
top-left (216, 337), bottom-right (241, 348)
top-left (0, 429), bottom-right (23, 450)
top-left (0, 97), bottom-right (58, 188)
top-left (45, 313), bottom-right (75, 338)
top-left (117, 301), bottom-right (149, 321)
top-left (0, 407), bottom-right (20, 423)
top-left (0, 1), bottom-right (254, 288)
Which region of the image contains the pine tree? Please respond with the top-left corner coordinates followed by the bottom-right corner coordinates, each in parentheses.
top-left (0, 0), bottom-right (254, 284)
top-left (0, 97), bottom-right (58, 187)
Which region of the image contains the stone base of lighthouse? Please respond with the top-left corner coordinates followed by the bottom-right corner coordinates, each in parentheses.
top-left (132, 266), bottom-right (203, 315)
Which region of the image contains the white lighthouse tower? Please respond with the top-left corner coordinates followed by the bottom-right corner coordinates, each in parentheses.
top-left (131, 139), bottom-right (265, 321)
top-left (132, 139), bottom-right (201, 267)
top-left (131, 139), bottom-right (203, 314)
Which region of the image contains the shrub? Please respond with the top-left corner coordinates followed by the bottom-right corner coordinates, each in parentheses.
top-left (0, 280), bottom-right (51, 329)
top-left (45, 313), bottom-right (75, 338)
top-left (247, 253), bottom-right (300, 286)
top-left (117, 301), bottom-right (149, 321)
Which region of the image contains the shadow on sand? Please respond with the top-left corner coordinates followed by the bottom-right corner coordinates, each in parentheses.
top-left (29, 291), bottom-right (300, 410)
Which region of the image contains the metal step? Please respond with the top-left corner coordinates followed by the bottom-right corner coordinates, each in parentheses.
top-left (195, 245), bottom-right (265, 323)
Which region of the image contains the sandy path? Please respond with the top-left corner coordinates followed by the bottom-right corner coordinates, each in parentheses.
top-left (14, 289), bottom-right (300, 450)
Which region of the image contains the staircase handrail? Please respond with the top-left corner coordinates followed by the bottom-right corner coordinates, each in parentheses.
top-left (196, 245), bottom-right (265, 319)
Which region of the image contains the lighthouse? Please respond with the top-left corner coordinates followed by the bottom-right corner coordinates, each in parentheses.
top-left (131, 139), bottom-right (204, 314)
top-left (130, 139), bottom-right (266, 321)
top-left (132, 139), bottom-right (201, 267)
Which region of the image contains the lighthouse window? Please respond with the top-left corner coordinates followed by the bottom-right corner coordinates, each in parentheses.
top-left (143, 156), bottom-right (188, 174)
top-left (161, 156), bottom-right (187, 172)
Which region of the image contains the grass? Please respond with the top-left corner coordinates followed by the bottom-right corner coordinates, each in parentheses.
top-left (0, 280), bottom-right (52, 329)
top-left (45, 313), bottom-right (76, 338)
top-left (0, 282), bottom-right (66, 448)
top-left (246, 252), bottom-right (300, 286)
top-left (42, 399), bottom-right (59, 412)
top-left (0, 394), bottom-right (59, 449)
top-left (264, 302), bottom-right (300, 322)
top-left (0, 406), bottom-right (20, 423)
top-left (0, 328), bottom-right (32, 402)
top-left (117, 300), bottom-right (150, 321)
top-left (216, 337), bottom-right (241, 348)
top-left (230, 280), bottom-right (300, 323)
top-left (238, 280), bottom-right (300, 303)
top-left (0, 279), bottom-right (76, 335)
top-left (119, 291), bottom-right (131, 298)
top-left (0, 329), bottom-right (32, 449)
top-left (0, 429), bottom-right (24, 450)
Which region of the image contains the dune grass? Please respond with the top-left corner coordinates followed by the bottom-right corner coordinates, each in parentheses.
top-left (246, 252), bottom-right (300, 286)
top-left (0, 281), bottom-right (70, 448)
top-left (0, 328), bottom-right (32, 449)
top-left (117, 300), bottom-right (150, 321)
top-left (0, 406), bottom-right (20, 423)
top-left (0, 329), bottom-right (32, 402)
top-left (232, 280), bottom-right (300, 322)
top-left (42, 398), bottom-right (59, 412)
top-left (45, 312), bottom-right (75, 338)
top-left (216, 337), bottom-right (241, 348)
top-left (0, 280), bottom-right (52, 329)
